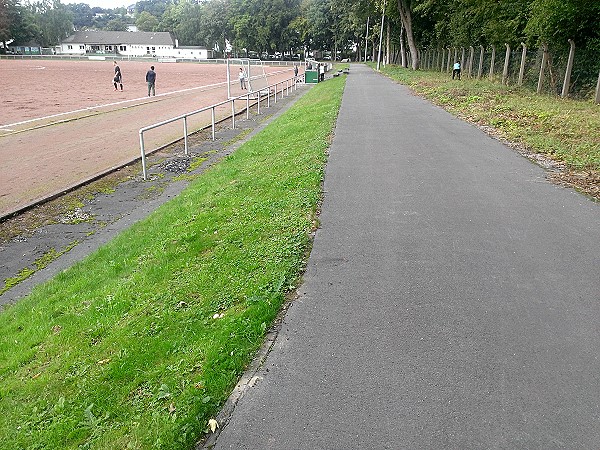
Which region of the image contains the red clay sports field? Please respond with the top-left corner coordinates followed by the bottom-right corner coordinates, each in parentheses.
top-left (0, 58), bottom-right (298, 218)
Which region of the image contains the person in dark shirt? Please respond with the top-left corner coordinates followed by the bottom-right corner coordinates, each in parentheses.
top-left (113, 61), bottom-right (123, 91)
top-left (146, 65), bottom-right (156, 96)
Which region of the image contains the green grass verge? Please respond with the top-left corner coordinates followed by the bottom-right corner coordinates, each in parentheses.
top-left (0, 76), bottom-right (346, 449)
top-left (376, 64), bottom-right (600, 171)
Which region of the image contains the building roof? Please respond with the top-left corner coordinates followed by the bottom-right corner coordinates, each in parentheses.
top-left (62, 31), bottom-right (176, 46)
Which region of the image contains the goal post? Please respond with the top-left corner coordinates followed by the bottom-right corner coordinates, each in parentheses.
top-left (226, 58), bottom-right (269, 99)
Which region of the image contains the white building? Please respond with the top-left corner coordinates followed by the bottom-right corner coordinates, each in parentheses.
top-left (172, 46), bottom-right (211, 60)
top-left (58, 31), bottom-right (211, 59)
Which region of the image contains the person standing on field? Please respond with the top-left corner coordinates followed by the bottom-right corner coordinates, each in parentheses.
top-left (113, 61), bottom-right (123, 91)
top-left (239, 67), bottom-right (247, 89)
top-left (146, 65), bottom-right (156, 96)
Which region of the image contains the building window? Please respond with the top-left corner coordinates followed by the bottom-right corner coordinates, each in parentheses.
top-left (68, 45), bottom-right (73, 50)
top-left (120, 45), bottom-right (126, 51)
top-left (79, 45), bottom-right (84, 50)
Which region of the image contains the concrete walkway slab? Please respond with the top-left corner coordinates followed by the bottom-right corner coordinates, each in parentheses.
top-left (211, 64), bottom-right (599, 449)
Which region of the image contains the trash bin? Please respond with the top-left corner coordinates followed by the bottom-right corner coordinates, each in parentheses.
top-left (304, 70), bottom-right (319, 84)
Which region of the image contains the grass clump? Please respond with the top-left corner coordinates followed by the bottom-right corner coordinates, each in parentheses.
top-left (0, 76), bottom-right (346, 449)
top-left (378, 65), bottom-right (600, 172)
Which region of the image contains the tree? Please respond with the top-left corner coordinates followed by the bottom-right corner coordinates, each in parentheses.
top-left (136, 10), bottom-right (159, 31)
top-left (65, 3), bottom-right (93, 30)
top-left (0, 0), bottom-right (15, 49)
top-left (396, 0), bottom-right (419, 69)
top-left (27, 0), bottom-right (73, 47)
top-left (136, 0), bottom-right (168, 18)
top-left (105, 17), bottom-right (128, 31)
top-left (526, 0), bottom-right (600, 49)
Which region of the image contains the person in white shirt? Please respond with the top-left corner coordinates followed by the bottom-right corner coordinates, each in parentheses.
top-left (452, 61), bottom-right (461, 80)
top-left (239, 68), bottom-right (247, 89)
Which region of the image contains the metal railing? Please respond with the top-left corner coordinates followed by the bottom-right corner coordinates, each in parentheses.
top-left (138, 75), bottom-right (299, 179)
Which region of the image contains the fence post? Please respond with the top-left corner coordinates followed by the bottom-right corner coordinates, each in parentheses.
top-left (537, 43), bottom-right (548, 94)
top-left (446, 47), bottom-right (451, 73)
top-left (595, 70), bottom-right (600, 104)
top-left (519, 42), bottom-right (527, 86)
top-left (468, 46), bottom-right (474, 78)
top-left (489, 45), bottom-right (496, 79)
top-left (502, 43), bottom-right (510, 85)
top-left (460, 47), bottom-right (466, 73)
top-left (440, 48), bottom-right (445, 73)
top-left (561, 39), bottom-right (575, 98)
top-left (478, 45), bottom-right (484, 79)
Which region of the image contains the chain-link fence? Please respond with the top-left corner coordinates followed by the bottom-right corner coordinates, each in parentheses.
top-left (420, 42), bottom-right (600, 101)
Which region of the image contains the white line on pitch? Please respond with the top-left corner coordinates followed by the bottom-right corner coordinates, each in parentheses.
top-left (0, 80), bottom-right (231, 130)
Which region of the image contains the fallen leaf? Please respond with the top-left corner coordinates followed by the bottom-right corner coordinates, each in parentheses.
top-left (168, 403), bottom-right (176, 414)
top-left (97, 358), bottom-right (111, 365)
top-left (208, 418), bottom-right (219, 433)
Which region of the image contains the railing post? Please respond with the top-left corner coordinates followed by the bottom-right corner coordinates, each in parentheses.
top-left (211, 107), bottom-right (216, 140)
top-left (246, 94), bottom-right (250, 120)
top-left (257, 92), bottom-right (261, 114)
top-left (139, 130), bottom-right (147, 180)
top-left (519, 43), bottom-right (527, 86)
top-left (231, 99), bottom-right (235, 129)
top-left (183, 116), bottom-right (189, 155)
top-left (561, 39), bottom-right (575, 98)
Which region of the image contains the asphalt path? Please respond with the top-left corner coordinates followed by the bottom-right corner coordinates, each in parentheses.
top-left (211, 64), bottom-right (600, 448)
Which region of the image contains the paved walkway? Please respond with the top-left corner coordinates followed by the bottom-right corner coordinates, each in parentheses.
top-left (210, 64), bottom-right (600, 448)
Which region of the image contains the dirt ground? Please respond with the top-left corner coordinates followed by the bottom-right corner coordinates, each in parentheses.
top-left (0, 59), bottom-right (299, 217)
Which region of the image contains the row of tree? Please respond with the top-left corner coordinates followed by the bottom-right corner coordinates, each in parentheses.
top-left (1, 0), bottom-right (598, 70)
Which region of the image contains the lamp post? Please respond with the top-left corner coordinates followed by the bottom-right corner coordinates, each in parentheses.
top-left (376, 0), bottom-right (386, 71)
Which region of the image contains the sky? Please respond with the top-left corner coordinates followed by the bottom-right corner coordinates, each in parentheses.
top-left (61, 0), bottom-right (133, 10)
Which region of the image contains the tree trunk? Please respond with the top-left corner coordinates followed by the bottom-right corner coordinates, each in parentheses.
top-left (397, 0), bottom-right (419, 69)
top-left (400, 22), bottom-right (407, 67)
top-left (386, 21), bottom-right (390, 65)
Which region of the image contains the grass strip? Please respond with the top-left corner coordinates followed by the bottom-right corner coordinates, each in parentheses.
top-left (0, 75), bottom-right (345, 450)
top-left (377, 65), bottom-right (600, 172)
